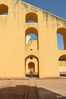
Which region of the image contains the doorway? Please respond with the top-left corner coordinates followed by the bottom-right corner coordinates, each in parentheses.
top-left (25, 55), bottom-right (39, 78)
top-left (28, 62), bottom-right (35, 73)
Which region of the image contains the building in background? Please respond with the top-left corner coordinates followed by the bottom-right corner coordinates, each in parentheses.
top-left (0, 0), bottom-right (66, 78)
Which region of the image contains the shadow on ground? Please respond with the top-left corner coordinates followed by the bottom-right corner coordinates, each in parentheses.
top-left (0, 85), bottom-right (66, 99)
top-left (37, 88), bottom-right (66, 99)
top-left (26, 74), bottom-right (39, 78)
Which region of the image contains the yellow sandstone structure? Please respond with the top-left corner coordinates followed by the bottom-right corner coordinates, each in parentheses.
top-left (0, 0), bottom-right (66, 79)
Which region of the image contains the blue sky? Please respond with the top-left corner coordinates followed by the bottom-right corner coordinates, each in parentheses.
top-left (22, 0), bottom-right (66, 20)
top-left (29, 33), bottom-right (37, 40)
top-left (57, 34), bottom-right (64, 50)
top-left (22, 0), bottom-right (66, 50)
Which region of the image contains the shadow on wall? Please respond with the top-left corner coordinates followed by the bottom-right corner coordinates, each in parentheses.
top-left (0, 85), bottom-right (65, 99)
top-left (0, 4), bottom-right (8, 15)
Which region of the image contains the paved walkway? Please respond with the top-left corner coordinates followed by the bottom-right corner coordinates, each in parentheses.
top-left (0, 78), bottom-right (66, 99)
top-left (35, 78), bottom-right (66, 97)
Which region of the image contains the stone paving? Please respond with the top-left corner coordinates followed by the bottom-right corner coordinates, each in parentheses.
top-left (35, 78), bottom-right (66, 97)
top-left (0, 78), bottom-right (66, 98)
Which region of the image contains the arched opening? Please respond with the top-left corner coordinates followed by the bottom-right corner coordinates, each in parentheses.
top-left (57, 28), bottom-right (66, 50)
top-left (25, 55), bottom-right (39, 77)
top-left (25, 12), bottom-right (38, 23)
top-left (57, 34), bottom-right (64, 50)
top-left (25, 27), bottom-right (39, 50)
top-left (59, 55), bottom-right (66, 76)
top-left (0, 4), bottom-right (8, 15)
top-left (28, 62), bottom-right (35, 73)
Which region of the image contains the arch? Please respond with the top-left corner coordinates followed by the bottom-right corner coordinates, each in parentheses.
top-left (0, 4), bottom-right (8, 15)
top-left (58, 54), bottom-right (66, 76)
top-left (25, 55), bottom-right (39, 77)
top-left (25, 54), bottom-right (39, 61)
top-left (25, 27), bottom-right (38, 37)
top-left (57, 28), bottom-right (66, 35)
top-left (25, 27), bottom-right (39, 50)
top-left (57, 28), bottom-right (66, 50)
top-left (25, 12), bottom-right (38, 23)
top-left (59, 54), bottom-right (66, 61)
